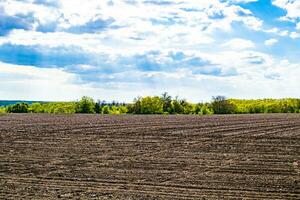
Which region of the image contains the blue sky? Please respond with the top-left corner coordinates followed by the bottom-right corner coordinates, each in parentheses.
top-left (0, 0), bottom-right (300, 102)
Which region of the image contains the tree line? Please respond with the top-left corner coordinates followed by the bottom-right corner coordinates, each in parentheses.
top-left (1, 93), bottom-right (300, 114)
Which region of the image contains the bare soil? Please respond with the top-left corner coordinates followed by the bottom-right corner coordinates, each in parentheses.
top-left (0, 114), bottom-right (299, 199)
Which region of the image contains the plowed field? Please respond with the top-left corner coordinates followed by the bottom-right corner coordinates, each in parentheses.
top-left (0, 114), bottom-right (299, 199)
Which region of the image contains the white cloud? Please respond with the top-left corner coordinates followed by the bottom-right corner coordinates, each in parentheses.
top-left (0, 0), bottom-right (264, 49)
top-left (290, 31), bottom-right (300, 39)
top-left (0, 61), bottom-right (83, 101)
top-left (265, 27), bottom-right (280, 34)
top-left (264, 38), bottom-right (278, 46)
top-left (1, 0), bottom-right (300, 101)
top-left (222, 38), bottom-right (255, 50)
top-left (1, 43), bottom-right (300, 103)
top-left (0, 30), bottom-right (106, 50)
top-left (1, 0), bottom-right (60, 27)
top-left (278, 30), bottom-right (289, 36)
top-left (272, 0), bottom-right (300, 21)
top-left (296, 22), bottom-right (300, 30)
top-left (229, 0), bottom-right (258, 3)
top-left (264, 28), bottom-right (289, 37)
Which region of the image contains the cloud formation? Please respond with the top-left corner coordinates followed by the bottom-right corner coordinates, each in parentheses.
top-left (264, 38), bottom-right (278, 46)
top-left (0, 0), bottom-right (299, 101)
top-left (272, 0), bottom-right (300, 21)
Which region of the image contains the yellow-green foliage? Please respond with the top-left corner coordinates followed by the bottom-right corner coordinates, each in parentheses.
top-left (182, 102), bottom-right (196, 114)
top-left (28, 103), bottom-right (44, 113)
top-left (41, 102), bottom-right (76, 114)
top-left (140, 96), bottom-right (164, 114)
top-left (117, 105), bottom-right (128, 114)
top-left (199, 105), bottom-right (214, 115)
top-left (101, 105), bottom-right (128, 114)
top-left (108, 106), bottom-right (120, 114)
top-left (0, 107), bottom-right (6, 113)
top-left (109, 105), bottom-right (128, 114)
top-left (229, 98), bottom-right (300, 114)
top-left (75, 96), bottom-right (95, 113)
top-left (2, 96), bottom-right (300, 115)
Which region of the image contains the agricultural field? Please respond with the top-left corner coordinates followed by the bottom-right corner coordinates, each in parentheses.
top-left (0, 114), bottom-right (299, 199)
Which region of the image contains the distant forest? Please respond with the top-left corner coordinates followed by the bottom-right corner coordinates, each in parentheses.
top-left (0, 101), bottom-right (47, 107)
top-left (1, 93), bottom-right (300, 115)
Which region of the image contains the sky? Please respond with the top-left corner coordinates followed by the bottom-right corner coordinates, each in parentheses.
top-left (0, 0), bottom-right (300, 102)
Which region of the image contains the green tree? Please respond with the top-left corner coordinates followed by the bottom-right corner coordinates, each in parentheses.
top-left (102, 105), bottom-right (110, 114)
top-left (131, 97), bottom-right (142, 114)
top-left (199, 104), bottom-right (213, 115)
top-left (109, 106), bottom-right (120, 114)
top-left (6, 103), bottom-right (29, 113)
top-left (94, 102), bottom-right (101, 114)
top-left (42, 102), bottom-right (76, 114)
top-left (118, 105), bottom-right (128, 114)
top-left (140, 96), bottom-right (164, 114)
top-left (211, 96), bottom-right (236, 114)
top-left (194, 103), bottom-right (203, 114)
top-left (228, 98), bottom-right (300, 114)
top-left (75, 96), bottom-right (95, 113)
top-left (29, 103), bottom-right (44, 113)
top-left (0, 107), bottom-right (6, 113)
top-left (170, 99), bottom-right (184, 114)
top-left (181, 100), bottom-right (196, 114)
top-left (160, 92), bottom-right (172, 113)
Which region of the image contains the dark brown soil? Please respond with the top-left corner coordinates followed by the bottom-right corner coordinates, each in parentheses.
top-left (0, 114), bottom-right (299, 199)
